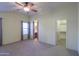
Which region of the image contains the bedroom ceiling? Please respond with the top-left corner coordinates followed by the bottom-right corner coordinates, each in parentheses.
top-left (0, 2), bottom-right (76, 15)
top-left (0, 2), bottom-right (16, 12)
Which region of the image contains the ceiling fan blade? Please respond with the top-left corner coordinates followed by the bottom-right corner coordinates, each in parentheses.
top-left (15, 2), bottom-right (24, 7)
top-left (31, 5), bottom-right (38, 12)
top-left (15, 2), bottom-right (38, 12)
top-left (31, 9), bottom-right (37, 12)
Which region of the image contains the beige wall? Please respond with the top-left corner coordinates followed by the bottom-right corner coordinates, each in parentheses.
top-left (77, 3), bottom-right (79, 54)
top-left (0, 12), bottom-right (29, 44)
top-left (38, 3), bottom-right (77, 51)
top-left (0, 2), bottom-right (78, 52)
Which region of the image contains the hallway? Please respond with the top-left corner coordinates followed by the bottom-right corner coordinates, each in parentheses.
top-left (0, 40), bottom-right (78, 56)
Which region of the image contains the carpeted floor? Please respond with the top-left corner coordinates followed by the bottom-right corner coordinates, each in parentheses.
top-left (57, 39), bottom-right (66, 47)
top-left (56, 32), bottom-right (66, 47)
top-left (0, 39), bottom-right (78, 56)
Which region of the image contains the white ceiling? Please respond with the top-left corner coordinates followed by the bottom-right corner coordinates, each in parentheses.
top-left (0, 2), bottom-right (16, 12)
top-left (0, 2), bottom-right (31, 15)
top-left (36, 2), bottom-right (76, 11)
top-left (0, 2), bottom-right (77, 15)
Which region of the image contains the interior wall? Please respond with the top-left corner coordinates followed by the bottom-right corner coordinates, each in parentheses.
top-left (0, 11), bottom-right (29, 45)
top-left (38, 2), bottom-right (77, 51)
top-left (38, 12), bottom-right (56, 45)
top-left (77, 3), bottom-right (79, 54)
top-left (30, 15), bottom-right (36, 39)
top-left (30, 21), bottom-right (33, 39)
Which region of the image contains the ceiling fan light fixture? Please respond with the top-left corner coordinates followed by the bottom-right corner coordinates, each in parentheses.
top-left (24, 7), bottom-right (30, 12)
top-left (15, 2), bottom-right (37, 12)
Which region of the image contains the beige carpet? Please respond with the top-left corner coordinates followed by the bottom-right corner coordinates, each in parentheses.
top-left (56, 32), bottom-right (66, 47)
top-left (0, 40), bottom-right (78, 56)
top-left (57, 39), bottom-right (66, 47)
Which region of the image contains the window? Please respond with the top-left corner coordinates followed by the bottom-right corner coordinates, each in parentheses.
top-left (23, 23), bottom-right (28, 34)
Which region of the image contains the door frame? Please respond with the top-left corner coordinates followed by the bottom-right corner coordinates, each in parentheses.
top-left (0, 17), bottom-right (2, 46)
top-left (21, 21), bottom-right (23, 40)
top-left (21, 21), bottom-right (30, 40)
top-left (55, 19), bottom-right (67, 47)
top-left (33, 20), bottom-right (39, 40)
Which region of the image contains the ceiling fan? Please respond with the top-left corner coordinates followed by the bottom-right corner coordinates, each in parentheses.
top-left (15, 2), bottom-right (37, 12)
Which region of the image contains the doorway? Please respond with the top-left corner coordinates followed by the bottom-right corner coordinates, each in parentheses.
top-left (33, 19), bottom-right (39, 40)
top-left (21, 21), bottom-right (30, 40)
top-left (0, 18), bottom-right (2, 46)
top-left (56, 19), bottom-right (67, 47)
